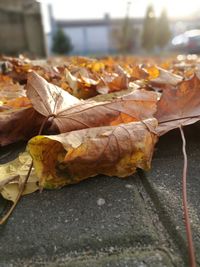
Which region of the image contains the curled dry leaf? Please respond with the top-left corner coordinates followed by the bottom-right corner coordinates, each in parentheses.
top-left (65, 64), bottom-right (129, 96)
top-left (0, 75), bottom-right (26, 103)
top-left (28, 118), bottom-right (158, 189)
top-left (147, 66), bottom-right (183, 90)
top-left (131, 65), bottom-right (149, 80)
top-left (53, 89), bottom-right (158, 132)
top-left (0, 152), bottom-right (38, 202)
top-left (3, 96), bottom-right (31, 109)
top-left (97, 70), bottom-right (128, 94)
top-left (0, 107), bottom-right (45, 146)
top-left (0, 72), bottom-right (158, 146)
top-left (26, 72), bottom-right (81, 117)
top-left (155, 73), bottom-right (200, 135)
top-left (26, 72), bottom-right (158, 133)
top-left (65, 68), bottom-right (99, 99)
top-left (0, 70), bottom-right (83, 146)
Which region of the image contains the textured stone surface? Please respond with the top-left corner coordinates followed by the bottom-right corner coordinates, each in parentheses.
top-left (143, 123), bottom-right (200, 266)
top-left (1, 123), bottom-right (200, 266)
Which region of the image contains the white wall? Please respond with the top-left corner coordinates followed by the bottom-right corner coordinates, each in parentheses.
top-left (63, 25), bottom-right (110, 54)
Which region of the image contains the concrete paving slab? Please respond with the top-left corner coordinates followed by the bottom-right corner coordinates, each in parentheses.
top-left (6, 248), bottom-right (174, 267)
top-left (141, 123), bottom-right (200, 266)
top-left (0, 173), bottom-right (175, 266)
top-left (0, 140), bottom-right (178, 266)
top-left (2, 123), bottom-right (200, 266)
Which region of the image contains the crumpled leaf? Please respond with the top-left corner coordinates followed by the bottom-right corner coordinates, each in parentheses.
top-left (148, 66), bottom-right (183, 91)
top-left (65, 68), bottom-right (99, 99)
top-left (28, 118), bottom-right (158, 189)
top-left (53, 89), bottom-right (158, 132)
top-left (131, 65), bottom-right (149, 80)
top-left (97, 68), bottom-right (128, 94)
top-left (151, 67), bottom-right (182, 85)
top-left (3, 96), bottom-right (31, 109)
top-left (0, 107), bottom-right (45, 146)
top-left (155, 73), bottom-right (200, 135)
top-left (26, 72), bottom-right (158, 133)
top-left (26, 71), bottom-right (81, 117)
top-left (0, 74), bottom-right (26, 103)
top-left (65, 64), bottom-right (129, 96)
top-left (0, 152), bottom-right (38, 201)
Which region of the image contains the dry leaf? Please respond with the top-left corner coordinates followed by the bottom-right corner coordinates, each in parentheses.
top-left (53, 89), bottom-right (158, 132)
top-left (97, 70), bottom-right (128, 94)
top-left (26, 72), bottom-right (158, 133)
top-left (155, 73), bottom-right (200, 135)
top-left (0, 107), bottom-right (45, 146)
top-left (26, 72), bottom-right (81, 117)
top-left (4, 97), bottom-right (31, 109)
top-left (28, 118), bottom-right (158, 189)
top-left (0, 74), bottom-right (26, 103)
top-left (131, 65), bottom-right (149, 80)
top-left (0, 152), bottom-right (38, 201)
top-left (65, 68), bottom-right (99, 98)
top-left (150, 67), bottom-right (182, 86)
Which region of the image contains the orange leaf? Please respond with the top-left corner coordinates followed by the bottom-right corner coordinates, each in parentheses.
top-left (156, 73), bottom-right (200, 135)
top-left (0, 107), bottom-right (45, 146)
top-left (28, 118), bottom-right (158, 188)
top-left (26, 72), bottom-right (158, 133)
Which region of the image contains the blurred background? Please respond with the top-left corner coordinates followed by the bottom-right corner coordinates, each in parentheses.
top-left (1, 0), bottom-right (200, 57)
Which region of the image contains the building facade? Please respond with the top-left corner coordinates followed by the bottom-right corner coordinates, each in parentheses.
top-left (55, 16), bottom-right (143, 55)
top-left (46, 4), bottom-right (200, 56)
top-left (0, 0), bottom-right (46, 57)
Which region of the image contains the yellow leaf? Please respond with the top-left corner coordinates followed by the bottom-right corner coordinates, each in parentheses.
top-left (28, 119), bottom-right (158, 189)
top-left (0, 152), bottom-right (39, 201)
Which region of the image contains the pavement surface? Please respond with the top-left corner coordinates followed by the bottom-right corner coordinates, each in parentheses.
top-left (0, 123), bottom-right (200, 267)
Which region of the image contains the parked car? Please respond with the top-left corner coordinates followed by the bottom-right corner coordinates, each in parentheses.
top-left (171, 29), bottom-right (200, 54)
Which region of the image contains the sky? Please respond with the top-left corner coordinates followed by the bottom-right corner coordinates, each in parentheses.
top-left (40, 0), bottom-right (200, 20)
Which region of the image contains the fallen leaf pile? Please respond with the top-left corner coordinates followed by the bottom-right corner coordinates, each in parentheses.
top-left (1, 54), bottom-right (200, 201)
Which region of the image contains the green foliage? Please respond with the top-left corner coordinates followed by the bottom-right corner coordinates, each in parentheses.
top-left (141, 5), bottom-right (156, 52)
top-left (52, 28), bottom-right (73, 55)
top-left (156, 9), bottom-right (171, 48)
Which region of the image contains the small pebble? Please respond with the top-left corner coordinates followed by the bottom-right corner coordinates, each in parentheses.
top-left (125, 184), bottom-right (133, 189)
top-left (97, 198), bottom-right (106, 206)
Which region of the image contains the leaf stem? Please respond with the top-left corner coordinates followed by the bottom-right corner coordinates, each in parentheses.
top-left (0, 115), bottom-right (54, 224)
top-left (0, 161), bottom-right (33, 225)
top-left (179, 126), bottom-right (196, 267)
top-left (159, 114), bottom-right (200, 124)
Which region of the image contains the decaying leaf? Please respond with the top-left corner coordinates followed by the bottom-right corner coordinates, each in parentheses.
top-left (0, 107), bottom-right (45, 146)
top-left (1, 55), bottom-right (198, 264)
top-left (152, 67), bottom-right (182, 85)
top-left (155, 73), bottom-right (200, 135)
top-left (97, 70), bottom-right (128, 94)
top-left (0, 152), bottom-right (38, 201)
top-left (26, 72), bottom-right (81, 117)
top-left (52, 89), bottom-right (158, 132)
top-left (26, 72), bottom-right (158, 133)
top-left (65, 68), bottom-right (99, 98)
top-left (28, 118), bottom-right (158, 189)
top-left (1, 55), bottom-right (200, 201)
top-left (3, 96), bottom-right (31, 109)
top-left (0, 74), bottom-right (26, 103)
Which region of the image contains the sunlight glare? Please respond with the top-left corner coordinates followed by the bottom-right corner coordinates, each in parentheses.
top-left (40, 0), bottom-right (200, 20)
top-left (153, 0), bottom-right (200, 18)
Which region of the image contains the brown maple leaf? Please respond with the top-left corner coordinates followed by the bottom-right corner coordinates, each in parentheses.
top-left (0, 107), bottom-right (45, 146)
top-left (147, 66), bottom-right (183, 92)
top-left (28, 118), bottom-right (158, 188)
top-left (155, 73), bottom-right (200, 135)
top-left (26, 72), bottom-right (158, 133)
top-left (26, 72), bottom-right (81, 117)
